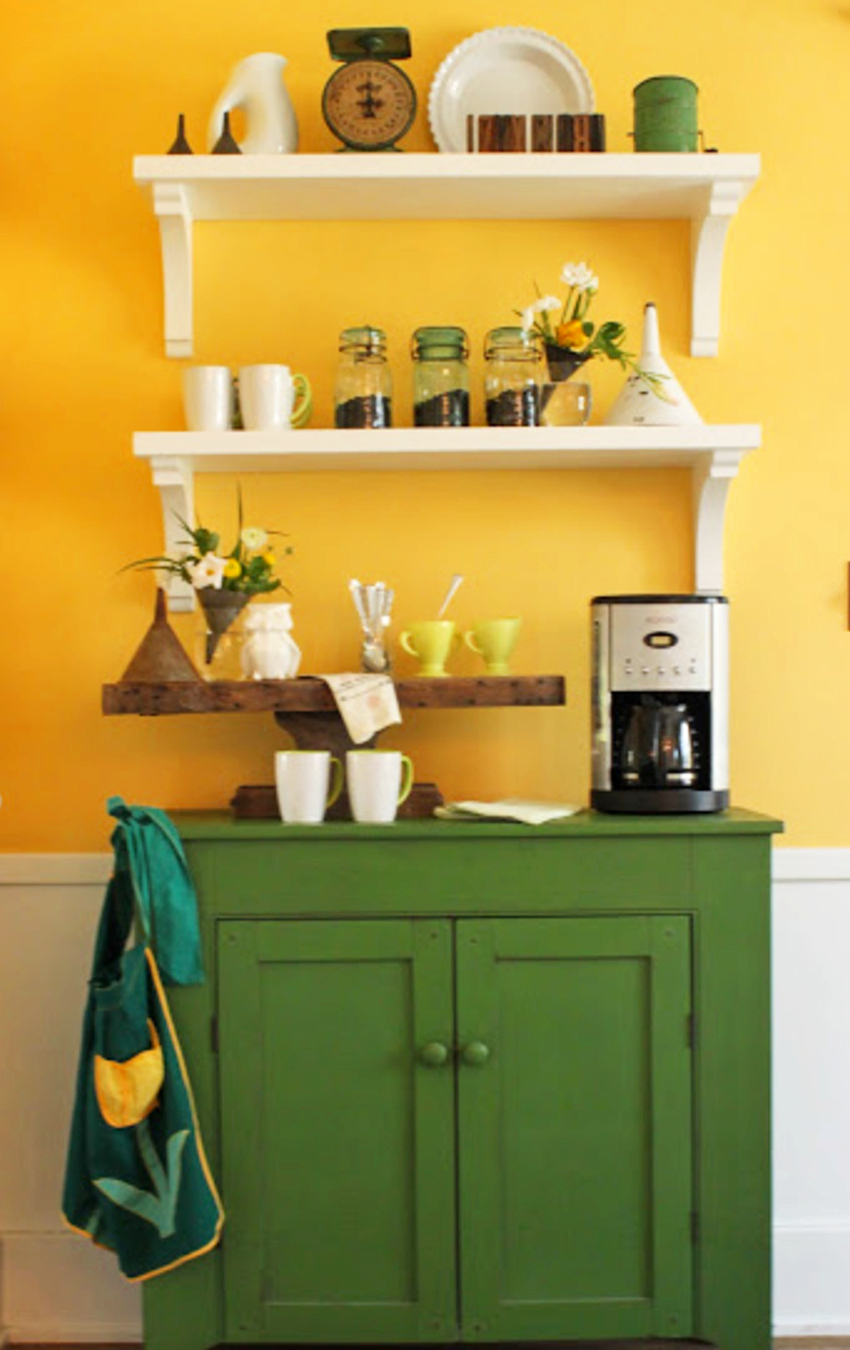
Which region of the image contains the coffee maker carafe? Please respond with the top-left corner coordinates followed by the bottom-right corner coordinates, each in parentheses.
top-left (591, 594), bottom-right (729, 813)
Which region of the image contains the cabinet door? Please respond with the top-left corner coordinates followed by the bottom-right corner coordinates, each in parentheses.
top-left (456, 915), bottom-right (693, 1343)
top-left (218, 919), bottom-right (457, 1343)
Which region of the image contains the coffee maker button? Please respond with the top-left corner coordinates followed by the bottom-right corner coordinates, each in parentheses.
top-left (657, 666), bottom-right (665, 676)
top-left (672, 665), bottom-right (682, 675)
top-left (641, 665), bottom-right (651, 675)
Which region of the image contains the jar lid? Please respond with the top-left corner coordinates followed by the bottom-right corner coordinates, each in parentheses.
top-left (411, 326), bottom-right (469, 361)
top-left (633, 75), bottom-right (698, 96)
top-left (340, 325), bottom-right (387, 353)
top-left (484, 325), bottom-right (542, 356)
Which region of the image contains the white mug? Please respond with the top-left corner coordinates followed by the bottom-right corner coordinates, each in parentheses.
top-left (346, 750), bottom-right (414, 824)
top-left (182, 365), bottom-right (234, 431)
top-left (275, 750), bottom-right (343, 824)
top-left (238, 364), bottom-right (312, 430)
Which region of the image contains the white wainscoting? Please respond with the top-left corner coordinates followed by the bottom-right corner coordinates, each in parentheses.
top-left (0, 854), bottom-right (142, 1344)
top-left (772, 849), bottom-right (850, 1338)
top-left (1, 848), bottom-right (848, 1343)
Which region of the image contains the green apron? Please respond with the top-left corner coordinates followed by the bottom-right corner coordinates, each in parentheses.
top-left (62, 798), bottom-right (223, 1280)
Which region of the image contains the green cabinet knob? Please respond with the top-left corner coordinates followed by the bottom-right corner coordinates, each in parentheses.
top-left (419, 1041), bottom-right (449, 1067)
top-left (461, 1040), bottom-right (490, 1067)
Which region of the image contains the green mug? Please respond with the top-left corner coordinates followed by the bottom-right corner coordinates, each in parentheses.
top-left (399, 620), bottom-right (459, 677)
top-left (464, 617), bottom-right (522, 675)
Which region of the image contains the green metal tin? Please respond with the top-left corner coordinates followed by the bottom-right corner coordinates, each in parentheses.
top-left (633, 75), bottom-right (699, 152)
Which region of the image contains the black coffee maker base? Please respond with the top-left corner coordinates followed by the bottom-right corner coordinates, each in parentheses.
top-left (591, 788), bottom-right (730, 814)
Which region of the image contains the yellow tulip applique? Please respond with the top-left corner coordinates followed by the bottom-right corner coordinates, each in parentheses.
top-left (94, 1020), bottom-right (164, 1129)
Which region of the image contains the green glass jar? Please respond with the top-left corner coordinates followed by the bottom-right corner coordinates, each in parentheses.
top-left (334, 326), bottom-right (392, 428)
top-left (411, 326), bottom-right (470, 427)
top-left (484, 326), bottom-right (544, 427)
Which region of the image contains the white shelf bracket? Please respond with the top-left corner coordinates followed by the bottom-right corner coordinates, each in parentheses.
top-left (690, 180), bottom-right (747, 358)
top-left (149, 455), bottom-right (196, 610)
top-left (152, 183), bottom-right (193, 359)
top-left (692, 449), bottom-right (745, 593)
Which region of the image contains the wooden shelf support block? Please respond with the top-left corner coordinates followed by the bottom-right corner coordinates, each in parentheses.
top-left (147, 455), bottom-right (195, 611)
top-left (690, 178), bottom-right (751, 357)
top-left (692, 448), bottom-right (747, 593)
top-left (152, 182), bottom-right (193, 358)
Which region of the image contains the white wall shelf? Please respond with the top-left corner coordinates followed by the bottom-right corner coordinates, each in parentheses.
top-left (134, 424), bottom-right (760, 607)
top-left (133, 152), bottom-right (760, 360)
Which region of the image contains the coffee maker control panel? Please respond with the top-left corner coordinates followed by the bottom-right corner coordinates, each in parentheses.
top-left (610, 603), bottom-right (712, 691)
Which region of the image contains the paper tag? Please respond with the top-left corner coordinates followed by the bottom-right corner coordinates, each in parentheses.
top-left (318, 673), bottom-right (402, 745)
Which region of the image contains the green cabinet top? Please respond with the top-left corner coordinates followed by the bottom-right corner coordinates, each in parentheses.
top-left (171, 806), bottom-right (782, 842)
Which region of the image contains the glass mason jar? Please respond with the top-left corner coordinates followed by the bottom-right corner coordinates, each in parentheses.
top-left (484, 326), bottom-right (545, 427)
top-left (411, 326), bottom-right (470, 427)
top-left (334, 326), bottom-right (393, 428)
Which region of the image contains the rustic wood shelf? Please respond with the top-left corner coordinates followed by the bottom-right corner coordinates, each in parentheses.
top-left (103, 675), bottom-right (566, 817)
top-left (102, 674), bottom-right (566, 716)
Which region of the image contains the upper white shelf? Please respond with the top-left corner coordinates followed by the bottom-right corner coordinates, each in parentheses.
top-left (133, 152), bottom-right (760, 359)
top-left (134, 424), bottom-right (760, 606)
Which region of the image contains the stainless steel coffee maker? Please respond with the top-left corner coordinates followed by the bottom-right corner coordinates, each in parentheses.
top-left (591, 594), bottom-right (729, 813)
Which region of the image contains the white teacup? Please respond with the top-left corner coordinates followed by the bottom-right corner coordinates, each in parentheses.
top-left (182, 365), bottom-right (234, 431)
top-left (275, 750), bottom-right (343, 824)
top-left (346, 750), bottom-right (414, 824)
top-left (238, 364), bottom-right (312, 430)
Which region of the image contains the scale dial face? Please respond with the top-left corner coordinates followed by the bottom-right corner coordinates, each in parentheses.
top-left (323, 59), bottom-right (416, 150)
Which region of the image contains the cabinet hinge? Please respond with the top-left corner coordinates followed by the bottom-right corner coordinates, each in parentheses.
top-left (686, 1011), bottom-right (695, 1048)
top-left (210, 1015), bottom-right (219, 1054)
top-left (690, 1210), bottom-right (699, 1244)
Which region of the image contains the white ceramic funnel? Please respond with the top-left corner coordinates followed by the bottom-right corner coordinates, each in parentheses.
top-left (604, 303), bottom-right (702, 427)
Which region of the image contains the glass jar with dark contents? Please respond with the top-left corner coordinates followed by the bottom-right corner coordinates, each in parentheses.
top-left (484, 326), bottom-right (545, 427)
top-left (411, 326), bottom-right (470, 427)
top-left (334, 326), bottom-right (392, 428)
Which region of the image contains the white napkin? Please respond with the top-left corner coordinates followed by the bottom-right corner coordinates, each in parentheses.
top-left (318, 673), bottom-right (402, 745)
top-left (434, 798), bottom-right (582, 826)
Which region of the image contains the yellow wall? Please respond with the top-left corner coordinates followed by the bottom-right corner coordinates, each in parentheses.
top-left (1, 0), bottom-right (842, 849)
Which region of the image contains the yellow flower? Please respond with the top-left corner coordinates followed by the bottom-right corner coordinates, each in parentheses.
top-left (555, 320), bottom-right (586, 350)
top-left (223, 558), bottom-right (242, 579)
top-left (262, 549), bottom-right (277, 566)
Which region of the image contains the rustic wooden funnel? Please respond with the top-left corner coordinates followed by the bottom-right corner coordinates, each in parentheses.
top-left (120, 588), bottom-right (202, 682)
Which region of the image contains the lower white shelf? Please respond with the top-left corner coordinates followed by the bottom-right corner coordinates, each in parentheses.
top-left (133, 424), bottom-right (761, 607)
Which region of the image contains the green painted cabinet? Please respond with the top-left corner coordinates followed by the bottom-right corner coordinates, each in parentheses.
top-left (143, 808), bottom-right (780, 1350)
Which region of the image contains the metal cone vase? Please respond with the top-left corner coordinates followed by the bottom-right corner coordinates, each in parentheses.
top-left (197, 588), bottom-right (250, 664)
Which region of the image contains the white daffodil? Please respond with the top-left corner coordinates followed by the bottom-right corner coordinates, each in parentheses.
top-left (561, 262), bottom-right (598, 292)
top-left (241, 526), bottom-right (268, 551)
top-left (190, 553), bottom-right (227, 590)
top-left (522, 296), bottom-right (562, 329)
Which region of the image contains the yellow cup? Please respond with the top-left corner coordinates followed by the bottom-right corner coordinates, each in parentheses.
top-left (463, 617), bottom-right (523, 675)
top-left (399, 620), bottom-right (459, 677)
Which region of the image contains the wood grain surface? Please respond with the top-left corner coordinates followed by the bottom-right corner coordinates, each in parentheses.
top-left (102, 674), bottom-right (566, 716)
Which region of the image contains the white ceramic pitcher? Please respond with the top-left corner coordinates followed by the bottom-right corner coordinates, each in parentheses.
top-left (208, 53), bottom-right (298, 154)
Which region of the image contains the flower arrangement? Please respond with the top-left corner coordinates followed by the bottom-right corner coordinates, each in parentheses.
top-left (124, 494), bottom-right (292, 666)
top-left (517, 261), bottom-right (652, 385)
top-left (126, 497), bottom-right (291, 597)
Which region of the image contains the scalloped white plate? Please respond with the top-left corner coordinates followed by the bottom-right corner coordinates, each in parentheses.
top-left (428, 27), bottom-right (595, 153)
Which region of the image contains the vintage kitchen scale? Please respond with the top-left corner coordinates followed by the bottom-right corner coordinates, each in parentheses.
top-left (322, 27), bottom-right (417, 151)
